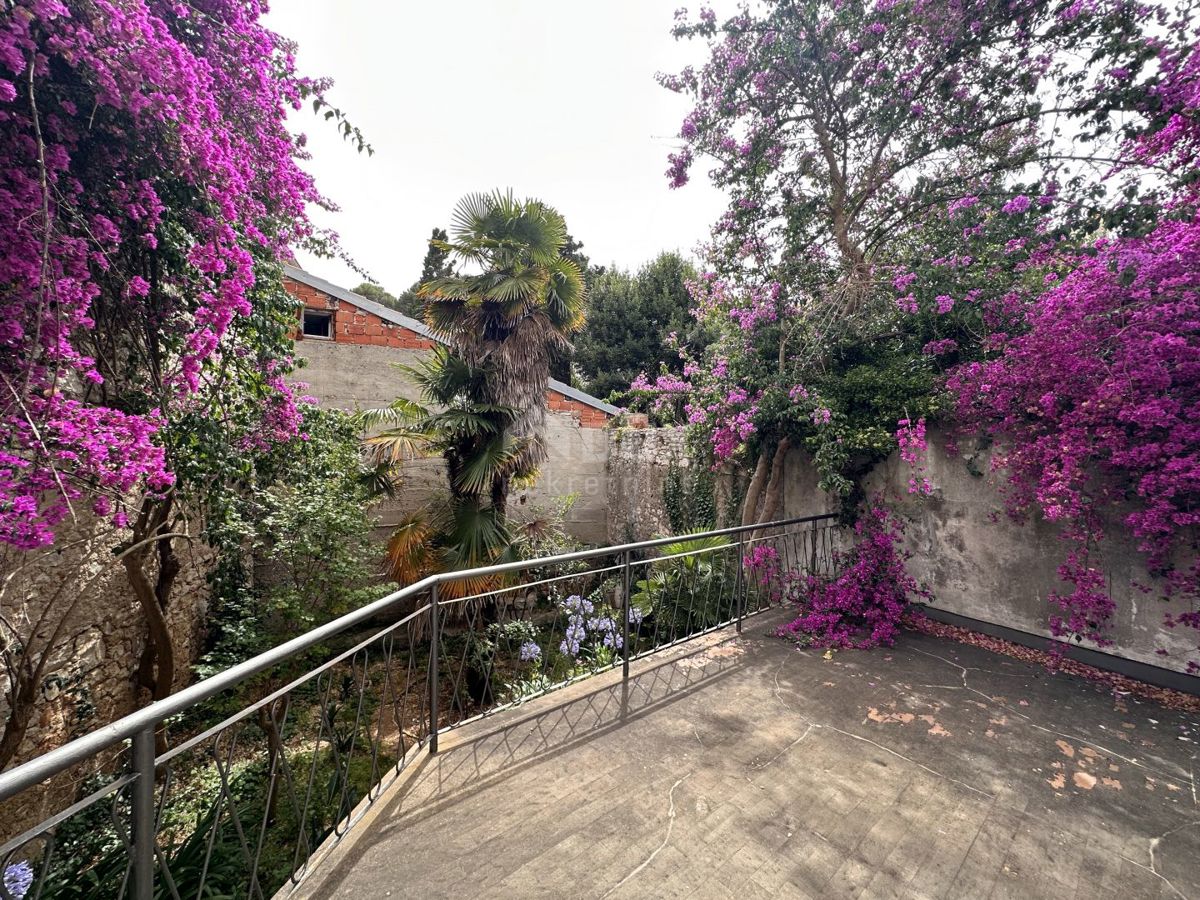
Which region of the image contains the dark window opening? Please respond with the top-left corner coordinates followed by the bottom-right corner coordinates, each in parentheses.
top-left (302, 309), bottom-right (333, 339)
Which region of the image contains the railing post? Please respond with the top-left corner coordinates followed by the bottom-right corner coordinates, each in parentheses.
top-left (735, 534), bottom-right (746, 634)
top-left (130, 727), bottom-right (156, 900)
top-left (621, 550), bottom-right (631, 683)
top-left (428, 584), bottom-right (439, 755)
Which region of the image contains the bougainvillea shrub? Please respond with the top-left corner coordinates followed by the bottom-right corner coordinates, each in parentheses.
top-left (649, 2), bottom-right (1199, 666)
top-left (778, 504), bottom-right (928, 649)
top-left (0, 1), bottom-right (378, 749)
top-left (0, 0), bottom-right (349, 549)
top-left (947, 45), bottom-right (1200, 669)
top-left (636, 0), bottom-right (1195, 512)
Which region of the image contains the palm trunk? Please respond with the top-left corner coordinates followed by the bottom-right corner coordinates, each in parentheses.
top-left (491, 473), bottom-right (508, 526)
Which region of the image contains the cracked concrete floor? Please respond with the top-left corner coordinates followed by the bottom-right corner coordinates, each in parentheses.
top-left (290, 612), bottom-right (1200, 900)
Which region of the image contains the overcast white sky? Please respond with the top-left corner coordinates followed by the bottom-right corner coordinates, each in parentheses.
top-left (265, 0), bottom-right (729, 292)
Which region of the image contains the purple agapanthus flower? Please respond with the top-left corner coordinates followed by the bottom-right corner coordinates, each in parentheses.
top-left (4, 861), bottom-right (34, 900)
top-left (518, 641), bottom-right (541, 662)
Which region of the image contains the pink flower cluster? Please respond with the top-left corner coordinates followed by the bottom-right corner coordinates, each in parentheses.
top-left (0, 0), bottom-right (329, 547)
top-left (727, 282), bottom-right (782, 331)
top-left (688, 275), bottom-right (786, 334)
top-left (709, 388), bottom-right (760, 461)
top-left (630, 371), bottom-right (692, 415)
top-left (896, 417), bottom-right (932, 495)
top-left (1, 397), bottom-right (171, 548)
top-left (777, 504), bottom-right (928, 649)
top-left (744, 544), bottom-right (784, 602)
top-left (950, 215), bottom-right (1200, 666)
top-left (947, 43), bottom-right (1200, 662)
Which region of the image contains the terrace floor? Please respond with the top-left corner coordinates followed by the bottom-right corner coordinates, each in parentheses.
top-left (288, 612), bottom-right (1200, 900)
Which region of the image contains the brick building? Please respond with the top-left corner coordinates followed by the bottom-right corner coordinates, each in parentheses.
top-left (282, 265), bottom-right (617, 541)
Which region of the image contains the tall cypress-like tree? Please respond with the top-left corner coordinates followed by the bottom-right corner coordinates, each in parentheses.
top-left (574, 251), bottom-right (699, 399)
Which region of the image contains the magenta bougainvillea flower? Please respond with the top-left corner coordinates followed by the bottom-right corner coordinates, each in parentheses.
top-left (1, 0), bottom-right (335, 549)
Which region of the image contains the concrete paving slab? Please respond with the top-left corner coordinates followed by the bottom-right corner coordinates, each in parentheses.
top-left (283, 611), bottom-right (1200, 900)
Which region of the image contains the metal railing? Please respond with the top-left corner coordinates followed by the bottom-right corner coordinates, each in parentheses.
top-left (0, 513), bottom-right (841, 900)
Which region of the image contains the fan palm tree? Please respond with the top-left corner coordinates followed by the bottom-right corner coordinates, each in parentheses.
top-left (358, 348), bottom-right (527, 598)
top-left (418, 190), bottom-right (587, 522)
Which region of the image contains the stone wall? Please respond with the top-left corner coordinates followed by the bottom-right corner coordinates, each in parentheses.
top-left (605, 426), bottom-right (690, 543)
top-left (782, 429), bottom-right (1198, 676)
top-left (1, 511), bottom-right (211, 837)
top-left (604, 425), bottom-right (748, 544)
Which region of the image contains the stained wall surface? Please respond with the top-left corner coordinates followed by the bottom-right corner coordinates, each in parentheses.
top-left (782, 429), bottom-right (1198, 676)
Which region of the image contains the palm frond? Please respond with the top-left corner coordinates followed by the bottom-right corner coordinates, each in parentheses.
top-left (430, 406), bottom-right (510, 439)
top-left (403, 346), bottom-right (478, 403)
top-left (449, 190), bottom-right (502, 243)
top-left (483, 267), bottom-right (546, 305)
top-left (417, 274), bottom-right (473, 301)
top-left (544, 258), bottom-right (587, 333)
top-left (363, 427), bottom-right (432, 465)
top-left (358, 397), bottom-right (434, 464)
top-left (453, 433), bottom-right (528, 496)
top-left (354, 396), bottom-right (428, 430)
top-left (385, 512), bottom-right (440, 586)
top-left (442, 499), bottom-right (512, 568)
top-left (435, 499), bottom-right (518, 599)
top-left (357, 461), bottom-right (400, 499)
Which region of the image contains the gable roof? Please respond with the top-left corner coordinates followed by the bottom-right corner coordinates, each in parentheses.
top-left (283, 264), bottom-right (621, 416)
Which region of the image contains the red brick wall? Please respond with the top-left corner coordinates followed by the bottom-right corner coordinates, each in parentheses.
top-left (546, 391), bottom-right (609, 428)
top-left (285, 276), bottom-right (609, 428)
top-left (284, 277), bottom-right (436, 350)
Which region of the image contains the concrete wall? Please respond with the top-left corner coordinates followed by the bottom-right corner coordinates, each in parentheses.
top-left (297, 340), bottom-right (428, 410)
top-left (296, 340), bottom-right (612, 544)
top-left (512, 413), bottom-right (609, 541)
top-left (782, 429), bottom-right (1198, 676)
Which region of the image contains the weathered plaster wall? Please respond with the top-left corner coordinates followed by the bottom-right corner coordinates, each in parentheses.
top-left (512, 413), bottom-right (609, 542)
top-left (296, 339), bottom-right (428, 410)
top-left (782, 429), bottom-right (1198, 676)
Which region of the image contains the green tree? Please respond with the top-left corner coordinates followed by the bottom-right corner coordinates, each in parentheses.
top-left (352, 281), bottom-right (403, 311)
top-left (202, 406), bottom-right (391, 673)
top-left (420, 227), bottom-right (456, 282)
top-left (574, 252), bottom-right (699, 399)
top-left (361, 349), bottom-right (525, 597)
top-left (394, 227), bottom-right (459, 318)
top-left (350, 229), bottom-right (458, 319)
top-left (359, 191), bottom-right (586, 603)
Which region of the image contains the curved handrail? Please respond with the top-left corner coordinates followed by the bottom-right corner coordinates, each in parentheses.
top-left (0, 512), bottom-right (838, 799)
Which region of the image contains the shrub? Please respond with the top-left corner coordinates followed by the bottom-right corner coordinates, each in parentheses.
top-left (779, 504), bottom-right (927, 649)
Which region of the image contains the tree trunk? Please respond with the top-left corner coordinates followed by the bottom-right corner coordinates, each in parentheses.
top-left (0, 662), bottom-right (39, 769)
top-left (755, 439), bottom-right (791, 529)
top-left (124, 495), bottom-right (180, 757)
top-left (740, 438), bottom-right (791, 528)
top-left (740, 451), bottom-right (772, 527)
